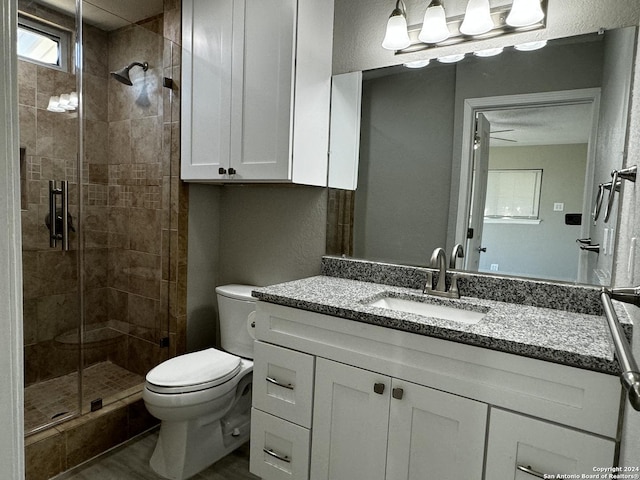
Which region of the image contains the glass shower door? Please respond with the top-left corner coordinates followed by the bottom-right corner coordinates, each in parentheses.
top-left (19, 0), bottom-right (82, 434)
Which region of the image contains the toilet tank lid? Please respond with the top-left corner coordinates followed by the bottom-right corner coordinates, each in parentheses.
top-left (215, 284), bottom-right (257, 301)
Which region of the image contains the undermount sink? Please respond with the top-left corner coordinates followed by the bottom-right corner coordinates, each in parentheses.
top-left (366, 296), bottom-right (488, 325)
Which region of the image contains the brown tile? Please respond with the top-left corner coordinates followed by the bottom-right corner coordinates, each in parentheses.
top-left (131, 116), bottom-right (162, 164)
top-left (128, 397), bottom-right (160, 437)
top-left (108, 119), bottom-right (132, 164)
top-left (36, 293), bottom-right (79, 342)
top-left (128, 294), bottom-right (158, 331)
top-left (25, 428), bottom-right (65, 480)
top-left (63, 402), bottom-right (129, 467)
top-left (127, 336), bottom-right (162, 376)
top-left (129, 208), bottom-right (161, 254)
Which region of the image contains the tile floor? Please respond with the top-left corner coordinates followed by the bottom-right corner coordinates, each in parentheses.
top-left (54, 429), bottom-right (260, 480)
top-left (24, 362), bottom-right (144, 433)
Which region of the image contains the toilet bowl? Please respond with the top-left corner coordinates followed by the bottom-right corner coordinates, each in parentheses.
top-left (143, 284), bottom-right (257, 480)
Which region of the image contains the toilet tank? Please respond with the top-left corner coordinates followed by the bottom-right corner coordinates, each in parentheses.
top-left (215, 284), bottom-right (257, 359)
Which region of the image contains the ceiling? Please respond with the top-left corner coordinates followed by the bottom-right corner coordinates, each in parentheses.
top-left (36, 0), bottom-right (163, 31)
top-left (483, 103), bottom-right (594, 147)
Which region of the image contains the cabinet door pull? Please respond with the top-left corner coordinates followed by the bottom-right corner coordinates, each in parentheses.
top-left (392, 387), bottom-right (404, 400)
top-left (264, 448), bottom-right (291, 463)
top-left (373, 382), bottom-right (385, 395)
top-left (516, 465), bottom-right (546, 478)
top-left (266, 376), bottom-right (294, 390)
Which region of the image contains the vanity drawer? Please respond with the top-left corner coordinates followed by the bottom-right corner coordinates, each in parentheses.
top-left (250, 408), bottom-right (311, 480)
top-left (252, 341), bottom-right (315, 428)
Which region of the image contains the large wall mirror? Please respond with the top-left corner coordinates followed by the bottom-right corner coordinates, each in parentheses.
top-left (327, 27), bottom-right (637, 286)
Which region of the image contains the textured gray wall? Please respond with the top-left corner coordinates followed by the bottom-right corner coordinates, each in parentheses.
top-left (354, 64), bottom-right (455, 266)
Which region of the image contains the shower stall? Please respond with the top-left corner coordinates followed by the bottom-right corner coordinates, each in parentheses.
top-left (18, 0), bottom-right (185, 460)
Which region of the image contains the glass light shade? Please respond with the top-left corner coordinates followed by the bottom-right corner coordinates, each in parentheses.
top-left (46, 96), bottom-right (65, 112)
top-left (404, 59), bottom-right (431, 68)
top-left (506, 0), bottom-right (544, 27)
top-left (382, 14), bottom-right (411, 50)
top-left (474, 47), bottom-right (503, 57)
top-left (437, 53), bottom-right (465, 63)
top-left (418, 3), bottom-right (450, 44)
top-left (514, 40), bottom-right (547, 51)
top-left (459, 0), bottom-right (494, 36)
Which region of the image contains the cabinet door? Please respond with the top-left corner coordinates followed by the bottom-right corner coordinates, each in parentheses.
top-left (310, 358), bottom-right (390, 480)
top-left (235, 0), bottom-right (296, 181)
top-left (181, 0), bottom-right (233, 181)
top-left (386, 380), bottom-right (487, 480)
top-left (485, 408), bottom-right (616, 479)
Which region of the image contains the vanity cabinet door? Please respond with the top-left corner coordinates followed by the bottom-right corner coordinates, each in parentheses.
top-left (386, 379), bottom-right (487, 480)
top-left (485, 408), bottom-right (616, 479)
top-left (310, 358), bottom-right (390, 480)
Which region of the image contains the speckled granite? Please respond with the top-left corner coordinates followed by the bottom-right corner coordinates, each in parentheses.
top-left (253, 274), bottom-right (633, 376)
top-left (321, 256), bottom-right (604, 315)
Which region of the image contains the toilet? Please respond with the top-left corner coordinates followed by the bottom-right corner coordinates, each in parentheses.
top-left (143, 284), bottom-right (257, 480)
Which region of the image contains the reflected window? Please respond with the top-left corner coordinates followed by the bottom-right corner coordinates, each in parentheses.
top-left (484, 169), bottom-right (543, 219)
top-left (17, 15), bottom-right (70, 72)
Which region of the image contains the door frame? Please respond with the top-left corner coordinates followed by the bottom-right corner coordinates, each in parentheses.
top-left (0, 0), bottom-right (25, 477)
top-left (455, 88), bottom-right (602, 281)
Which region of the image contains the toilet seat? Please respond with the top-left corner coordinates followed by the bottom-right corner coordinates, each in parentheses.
top-left (146, 348), bottom-right (242, 394)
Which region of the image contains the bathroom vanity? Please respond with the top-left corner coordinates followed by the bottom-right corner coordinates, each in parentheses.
top-left (249, 258), bottom-right (629, 480)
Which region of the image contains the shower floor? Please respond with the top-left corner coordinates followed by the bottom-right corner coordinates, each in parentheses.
top-left (24, 361), bottom-right (144, 434)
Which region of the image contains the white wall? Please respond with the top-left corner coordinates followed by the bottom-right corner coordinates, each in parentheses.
top-left (333, 0), bottom-right (640, 73)
top-left (479, 144), bottom-right (587, 281)
top-left (0, 0), bottom-right (25, 478)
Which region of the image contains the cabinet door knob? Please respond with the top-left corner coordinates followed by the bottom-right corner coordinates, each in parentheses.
top-left (228, 167), bottom-right (237, 175)
top-left (218, 167), bottom-right (227, 175)
top-left (373, 382), bottom-right (385, 395)
top-left (392, 387), bottom-right (404, 400)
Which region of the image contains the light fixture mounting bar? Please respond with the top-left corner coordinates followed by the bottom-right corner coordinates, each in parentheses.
top-left (397, 0), bottom-right (547, 55)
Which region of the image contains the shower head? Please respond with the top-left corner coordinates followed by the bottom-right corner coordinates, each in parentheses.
top-left (110, 61), bottom-right (149, 86)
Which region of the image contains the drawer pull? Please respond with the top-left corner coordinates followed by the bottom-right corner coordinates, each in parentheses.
top-left (516, 465), bottom-right (546, 478)
top-left (392, 387), bottom-right (404, 400)
top-left (266, 376), bottom-right (294, 390)
top-left (264, 448), bottom-right (291, 463)
top-left (373, 382), bottom-right (385, 395)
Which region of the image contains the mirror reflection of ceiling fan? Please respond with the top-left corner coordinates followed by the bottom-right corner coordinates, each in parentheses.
top-left (490, 129), bottom-right (517, 143)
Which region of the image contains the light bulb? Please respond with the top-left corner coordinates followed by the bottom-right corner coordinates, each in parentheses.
top-left (418, 1), bottom-right (450, 44)
top-left (506, 0), bottom-right (544, 27)
top-left (514, 40), bottom-right (547, 51)
top-left (474, 47), bottom-right (503, 57)
top-left (382, 1), bottom-right (411, 51)
top-left (404, 59), bottom-right (431, 68)
top-left (459, 0), bottom-right (494, 36)
top-left (437, 53), bottom-right (465, 63)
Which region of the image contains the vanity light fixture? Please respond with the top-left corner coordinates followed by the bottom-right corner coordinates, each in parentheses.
top-left (474, 46), bottom-right (504, 57)
top-left (404, 59), bottom-right (431, 68)
top-left (437, 53), bottom-right (465, 63)
top-left (506, 0), bottom-right (545, 27)
top-left (418, 0), bottom-right (450, 44)
top-left (382, 0), bottom-right (546, 53)
top-left (514, 40), bottom-right (547, 51)
top-left (459, 0), bottom-right (494, 36)
top-left (382, 0), bottom-right (411, 51)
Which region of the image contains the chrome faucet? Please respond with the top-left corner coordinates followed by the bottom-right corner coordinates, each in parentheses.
top-left (450, 243), bottom-right (464, 269)
top-left (423, 247), bottom-right (461, 299)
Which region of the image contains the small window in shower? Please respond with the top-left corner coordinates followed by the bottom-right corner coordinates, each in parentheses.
top-left (17, 14), bottom-right (71, 72)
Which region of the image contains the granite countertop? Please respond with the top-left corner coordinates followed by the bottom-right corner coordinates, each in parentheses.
top-left (253, 275), bottom-right (629, 375)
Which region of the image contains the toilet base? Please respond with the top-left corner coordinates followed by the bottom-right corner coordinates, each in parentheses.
top-left (149, 412), bottom-right (251, 480)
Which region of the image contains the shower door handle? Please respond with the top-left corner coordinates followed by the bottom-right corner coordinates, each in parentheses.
top-left (48, 180), bottom-right (71, 251)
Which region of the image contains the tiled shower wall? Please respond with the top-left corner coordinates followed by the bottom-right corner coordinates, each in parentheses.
top-left (20, 0), bottom-right (186, 390)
